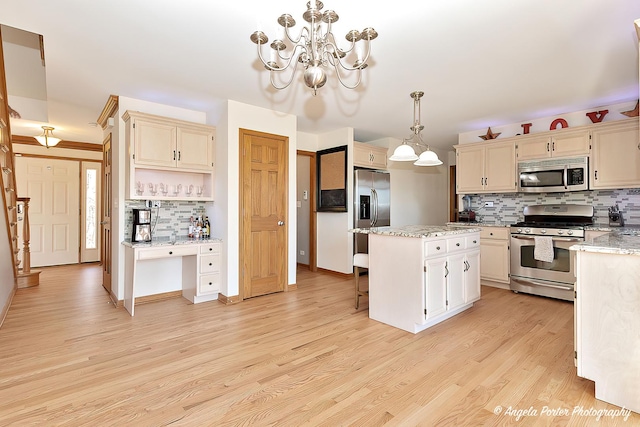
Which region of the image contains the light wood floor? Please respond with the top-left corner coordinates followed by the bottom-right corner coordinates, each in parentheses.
top-left (0, 264), bottom-right (637, 426)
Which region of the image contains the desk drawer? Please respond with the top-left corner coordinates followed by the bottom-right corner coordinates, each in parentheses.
top-left (137, 245), bottom-right (197, 260)
top-left (199, 273), bottom-right (220, 294)
top-left (480, 227), bottom-right (509, 240)
top-left (425, 240), bottom-right (446, 257)
top-left (200, 243), bottom-right (221, 254)
top-left (200, 254), bottom-right (220, 274)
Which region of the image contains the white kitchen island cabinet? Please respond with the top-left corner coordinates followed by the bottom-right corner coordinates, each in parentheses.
top-left (355, 225), bottom-right (481, 334)
top-left (571, 232), bottom-right (640, 414)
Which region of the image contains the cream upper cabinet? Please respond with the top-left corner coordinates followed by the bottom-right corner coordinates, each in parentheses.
top-left (517, 128), bottom-right (590, 160)
top-left (177, 127), bottom-right (215, 171)
top-left (131, 117), bottom-right (177, 168)
top-left (124, 111), bottom-right (214, 172)
top-left (456, 144), bottom-right (485, 193)
top-left (353, 141), bottom-right (388, 169)
top-left (591, 119), bottom-right (640, 189)
top-left (455, 140), bottom-right (517, 194)
top-left (123, 110), bottom-right (216, 201)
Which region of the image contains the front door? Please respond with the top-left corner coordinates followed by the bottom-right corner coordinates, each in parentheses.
top-left (101, 134), bottom-right (112, 295)
top-left (240, 129), bottom-right (288, 299)
top-left (14, 156), bottom-right (80, 267)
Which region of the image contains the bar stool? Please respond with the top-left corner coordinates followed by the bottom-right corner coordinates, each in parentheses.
top-left (353, 253), bottom-right (369, 309)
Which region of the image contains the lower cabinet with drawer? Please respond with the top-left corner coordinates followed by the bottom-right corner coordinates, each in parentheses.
top-left (123, 239), bottom-right (223, 315)
top-left (424, 235), bottom-right (481, 322)
top-left (478, 226), bottom-right (510, 287)
top-left (368, 231), bottom-right (480, 334)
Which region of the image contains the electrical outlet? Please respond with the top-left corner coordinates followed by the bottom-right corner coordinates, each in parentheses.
top-left (145, 200), bottom-right (152, 208)
top-left (484, 201), bottom-right (494, 207)
top-left (152, 201), bottom-right (161, 208)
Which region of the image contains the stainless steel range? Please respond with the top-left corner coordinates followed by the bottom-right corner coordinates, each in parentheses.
top-left (510, 204), bottom-right (594, 301)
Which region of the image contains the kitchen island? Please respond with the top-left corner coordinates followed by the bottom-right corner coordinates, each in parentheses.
top-left (570, 229), bottom-right (640, 414)
top-left (351, 225), bottom-right (481, 333)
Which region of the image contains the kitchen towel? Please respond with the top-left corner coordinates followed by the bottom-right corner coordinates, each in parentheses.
top-left (534, 236), bottom-right (554, 263)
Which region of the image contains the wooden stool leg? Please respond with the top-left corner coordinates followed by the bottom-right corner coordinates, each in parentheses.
top-left (354, 266), bottom-right (360, 309)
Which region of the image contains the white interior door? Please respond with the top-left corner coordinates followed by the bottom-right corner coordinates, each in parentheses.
top-left (81, 161), bottom-right (101, 263)
top-left (15, 157), bottom-right (80, 267)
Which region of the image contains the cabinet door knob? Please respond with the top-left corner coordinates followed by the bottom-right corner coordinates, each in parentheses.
top-left (456, 242), bottom-right (460, 247)
top-left (490, 232), bottom-right (493, 236)
top-left (209, 248), bottom-right (213, 251)
top-left (169, 251), bottom-right (173, 255)
top-left (209, 282), bottom-right (212, 286)
top-left (209, 263), bottom-right (212, 266)
top-left (473, 240), bottom-right (477, 244)
top-left (436, 246), bottom-right (441, 250)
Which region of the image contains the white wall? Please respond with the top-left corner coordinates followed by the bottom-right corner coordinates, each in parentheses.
top-left (111, 97), bottom-right (207, 300)
top-left (372, 136), bottom-right (450, 227)
top-left (214, 100), bottom-right (297, 297)
top-left (316, 128), bottom-right (354, 274)
top-left (296, 131), bottom-right (318, 152)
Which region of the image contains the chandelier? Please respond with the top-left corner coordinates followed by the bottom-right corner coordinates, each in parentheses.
top-left (250, 1), bottom-right (378, 95)
top-left (389, 91), bottom-right (442, 166)
top-left (34, 126), bottom-right (61, 148)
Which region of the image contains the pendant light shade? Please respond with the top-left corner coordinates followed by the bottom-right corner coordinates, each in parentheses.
top-left (414, 149), bottom-right (443, 166)
top-left (34, 126), bottom-right (61, 148)
top-left (389, 143), bottom-right (418, 161)
top-left (389, 91), bottom-right (442, 167)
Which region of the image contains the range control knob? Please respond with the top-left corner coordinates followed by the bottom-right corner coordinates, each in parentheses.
top-left (517, 228), bottom-right (522, 233)
top-left (541, 229), bottom-right (547, 234)
top-left (524, 228), bottom-right (531, 234)
top-left (567, 230), bottom-right (574, 236)
top-left (557, 230), bottom-right (564, 235)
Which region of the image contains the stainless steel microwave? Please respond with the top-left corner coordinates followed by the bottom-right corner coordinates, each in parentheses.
top-left (518, 156), bottom-right (588, 193)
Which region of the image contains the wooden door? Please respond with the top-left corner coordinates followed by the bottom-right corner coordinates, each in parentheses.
top-left (14, 157), bottom-right (80, 267)
top-left (102, 135), bottom-right (112, 294)
top-left (240, 129), bottom-right (288, 299)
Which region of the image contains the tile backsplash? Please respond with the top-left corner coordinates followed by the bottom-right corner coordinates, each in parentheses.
top-left (125, 200), bottom-right (210, 239)
top-left (464, 188), bottom-right (640, 225)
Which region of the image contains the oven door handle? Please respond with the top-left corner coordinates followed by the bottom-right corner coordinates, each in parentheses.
top-left (511, 235), bottom-right (583, 242)
top-left (563, 165), bottom-right (568, 190)
top-left (511, 277), bottom-right (574, 291)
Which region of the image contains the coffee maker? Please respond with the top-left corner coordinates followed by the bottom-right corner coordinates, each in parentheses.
top-left (458, 195), bottom-right (476, 222)
top-left (132, 208), bottom-right (152, 242)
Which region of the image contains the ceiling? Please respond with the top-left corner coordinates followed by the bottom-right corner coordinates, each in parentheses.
top-left (3, 0), bottom-right (640, 151)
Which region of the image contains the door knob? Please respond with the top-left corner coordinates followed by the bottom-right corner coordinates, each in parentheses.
top-left (278, 221), bottom-right (285, 226)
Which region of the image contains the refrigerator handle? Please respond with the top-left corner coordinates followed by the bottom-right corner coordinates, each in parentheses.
top-left (371, 188), bottom-right (378, 226)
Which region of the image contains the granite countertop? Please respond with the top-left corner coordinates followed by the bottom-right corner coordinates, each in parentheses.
top-left (349, 225), bottom-right (481, 238)
top-left (446, 221), bottom-right (512, 228)
top-left (122, 236), bottom-right (222, 248)
top-left (571, 227), bottom-right (640, 256)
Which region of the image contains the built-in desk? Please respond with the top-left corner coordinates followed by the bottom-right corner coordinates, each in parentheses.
top-left (122, 238), bottom-right (222, 316)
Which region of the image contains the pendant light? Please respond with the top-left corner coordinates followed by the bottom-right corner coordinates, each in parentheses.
top-left (389, 91), bottom-right (442, 166)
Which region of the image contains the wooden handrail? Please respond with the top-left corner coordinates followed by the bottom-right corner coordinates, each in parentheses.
top-left (17, 197), bottom-right (31, 274)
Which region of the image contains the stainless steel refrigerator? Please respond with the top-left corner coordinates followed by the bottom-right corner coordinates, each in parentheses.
top-left (354, 169), bottom-right (390, 254)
